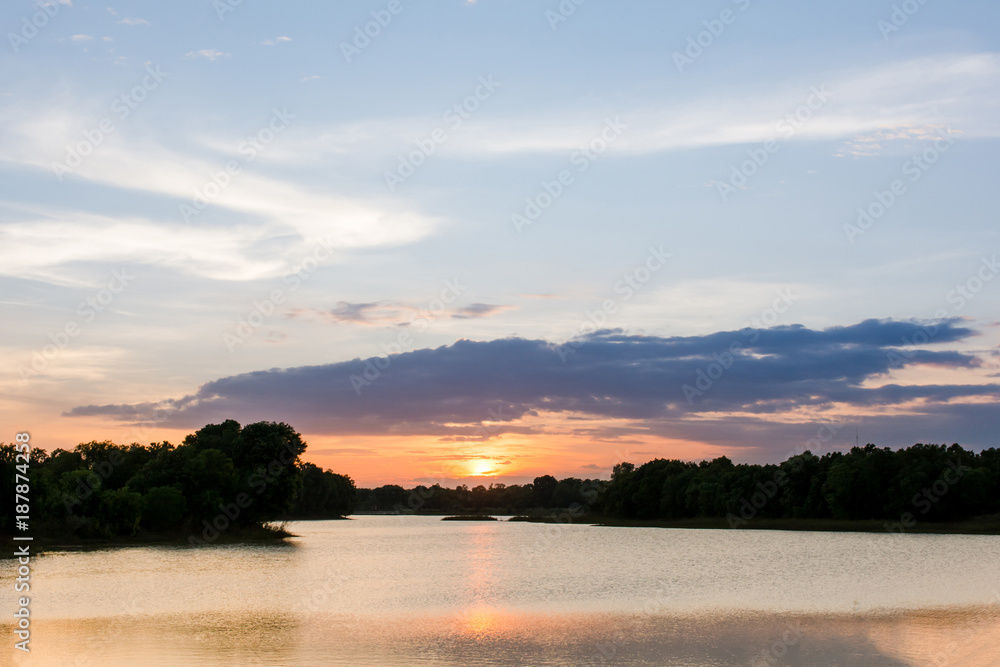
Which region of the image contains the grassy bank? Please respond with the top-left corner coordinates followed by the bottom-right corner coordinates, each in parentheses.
top-left (1, 522), bottom-right (296, 556)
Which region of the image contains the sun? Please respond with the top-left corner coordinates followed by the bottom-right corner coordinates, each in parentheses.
top-left (468, 459), bottom-right (498, 477)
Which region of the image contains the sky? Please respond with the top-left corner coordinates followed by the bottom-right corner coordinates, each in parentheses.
top-left (2, 0), bottom-right (999, 487)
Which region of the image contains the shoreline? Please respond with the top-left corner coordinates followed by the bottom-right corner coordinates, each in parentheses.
top-left (358, 510), bottom-right (1000, 535)
top-left (525, 512), bottom-right (1000, 535)
top-left (8, 512), bottom-right (999, 555)
top-left (0, 522), bottom-right (299, 556)
top-left (594, 515), bottom-right (1000, 534)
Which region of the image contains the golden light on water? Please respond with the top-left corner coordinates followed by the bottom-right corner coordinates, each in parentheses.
top-left (461, 606), bottom-right (505, 638)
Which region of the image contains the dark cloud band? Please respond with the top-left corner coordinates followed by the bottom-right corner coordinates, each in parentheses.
top-left (66, 318), bottom-right (997, 453)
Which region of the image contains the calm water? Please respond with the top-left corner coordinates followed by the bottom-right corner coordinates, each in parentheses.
top-left (5, 516), bottom-right (1000, 665)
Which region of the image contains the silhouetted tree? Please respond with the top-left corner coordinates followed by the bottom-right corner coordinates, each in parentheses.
top-left (294, 463), bottom-right (356, 517)
top-left (0, 420), bottom-right (353, 539)
top-left (532, 475), bottom-right (558, 507)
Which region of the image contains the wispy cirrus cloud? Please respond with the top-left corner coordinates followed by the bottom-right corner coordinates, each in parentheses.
top-left (0, 206), bottom-right (285, 286)
top-left (185, 49), bottom-right (230, 60)
top-left (0, 103), bottom-right (440, 285)
top-left (249, 53), bottom-right (1000, 165)
top-left (292, 301), bottom-right (515, 326)
top-left (835, 124), bottom-right (962, 158)
top-left (453, 54), bottom-right (1000, 157)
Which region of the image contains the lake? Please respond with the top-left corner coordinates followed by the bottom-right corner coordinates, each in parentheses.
top-left (5, 516), bottom-right (1000, 665)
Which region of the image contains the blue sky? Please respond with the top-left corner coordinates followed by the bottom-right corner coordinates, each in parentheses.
top-left (3, 0), bottom-right (999, 484)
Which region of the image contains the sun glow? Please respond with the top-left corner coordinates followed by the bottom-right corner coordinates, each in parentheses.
top-left (460, 606), bottom-right (505, 638)
top-left (468, 459), bottom-right (498, 477)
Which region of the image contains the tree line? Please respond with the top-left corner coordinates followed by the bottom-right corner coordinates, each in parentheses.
top-left (602, 443), bottom-right (999, 525)
top-left (355, 473), bottom-right (603, 514)
top-left (0, 420), bottom-right (356, 540)
top-left (359, 443), bottom-right (1000, 526)
top-left (6, 425), bottom-right (996, 541)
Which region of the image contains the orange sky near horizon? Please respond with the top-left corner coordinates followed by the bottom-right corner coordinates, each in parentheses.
top-left (15, 409), bottom-right (735, 488)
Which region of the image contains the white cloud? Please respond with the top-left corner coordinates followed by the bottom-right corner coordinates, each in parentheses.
top-left (0, 208), bottom-right (286, 286)
top-left (448, 54), bottom-right (1000, 157)
top-left (0, 102), bottom-right (440, 286)
top-left (185, 49), bottom-right (230, 61)
top-left (70, 34), bottom-right (93, 42)
top-left (197, 53), bottom-right (1000, 169)
top-left (118, 17), bottom-right (149, 26)
top-left (261, 36), bottom-right (292, 46)
top-left (301, 75), bottom-right (321, 82)
top-left (7, 346), bottom-right (128, 386)
top-left (835, 124), bottom-right (962, 158)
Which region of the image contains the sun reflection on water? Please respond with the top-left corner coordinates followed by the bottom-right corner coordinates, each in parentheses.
top-left (465, 524), bottom-right (500, 606)
top-left (460, 605), bottom-right (506, 639)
